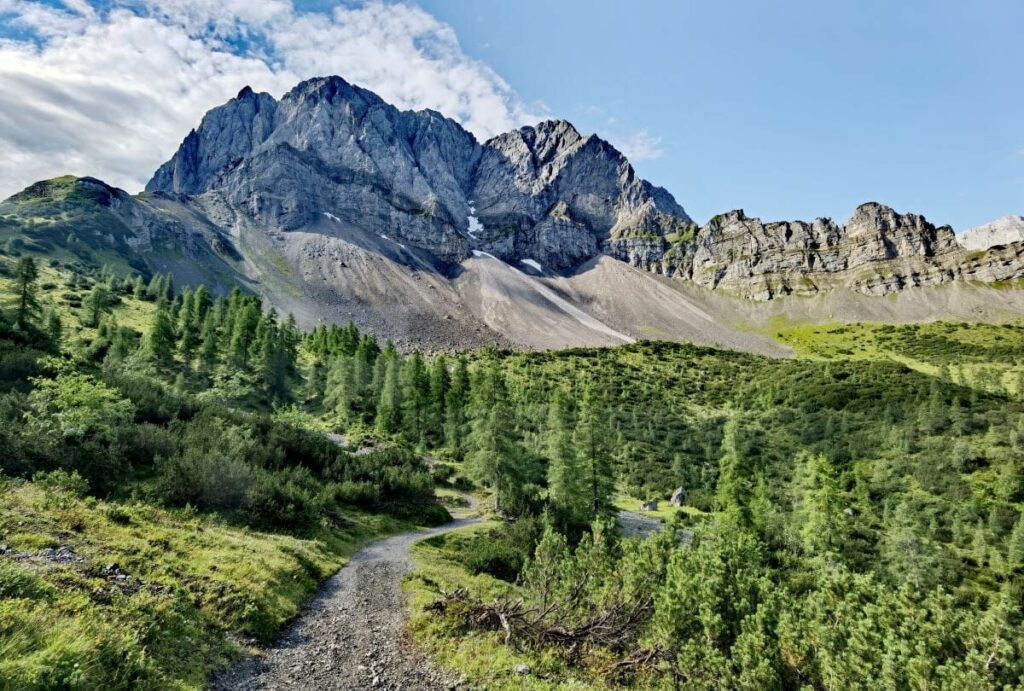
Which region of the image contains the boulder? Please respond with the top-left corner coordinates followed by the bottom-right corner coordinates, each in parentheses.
top-left (670, 487), bottom-right (686, 507)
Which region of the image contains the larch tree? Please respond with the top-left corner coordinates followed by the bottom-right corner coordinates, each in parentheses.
top-left (573, 383), bottom-right (614, 518)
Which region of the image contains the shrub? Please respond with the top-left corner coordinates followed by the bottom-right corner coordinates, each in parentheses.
top-left (104, 504), bottom-right (132, 525)
top-left (154, 415), bottom-right (256, 512)
top-left (247, 467), bottom-right (322, 533)
top-left (33, 469), bottom-right (89, 498)
top-left (155, 451), bottom-right (253, 512)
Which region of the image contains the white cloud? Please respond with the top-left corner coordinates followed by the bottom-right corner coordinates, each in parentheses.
top-left (610, 128), bottom-right (664, 162)
top-left (0, 0), bottom-right (542, 198)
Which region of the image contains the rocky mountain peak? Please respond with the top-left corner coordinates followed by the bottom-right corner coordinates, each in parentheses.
top-left (144, 75), bottom-right (690, 270)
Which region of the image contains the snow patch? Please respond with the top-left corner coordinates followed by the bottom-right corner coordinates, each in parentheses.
top-left (520, 258), bottom-right (543, 272)
top-left (323, 212), bottom-right (340, 222)
top-left (471, 250), bottom-right (498, 260)
top-left (379, 234), bottom-right (389, 240)
top-left (467, 215), bottom-right (482, 238)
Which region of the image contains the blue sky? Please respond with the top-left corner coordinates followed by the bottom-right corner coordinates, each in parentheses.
top-left (415, 0), bottom-right (1023, 229)
top-left (1, 0), bottom-right (1021, 230)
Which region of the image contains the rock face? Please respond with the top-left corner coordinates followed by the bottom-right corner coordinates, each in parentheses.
top-left (639, 203), bottom-right (1024, 299)
top-left (7, 74), bottom-right (1024, 354)
top-left (147, 76), bottom-right (689, 270)
top-left (960, 216), bottom-right (1024, 251)
top-left (145, 75), bottom-right (1024, 302)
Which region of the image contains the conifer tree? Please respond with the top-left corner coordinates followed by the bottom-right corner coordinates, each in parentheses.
top-left (198, 312), bottom-right (219, 372)
top-left (466, 363), bottom-right (522, 515)
top-left (148, 303), bottom-right (176, 368)
top-left (375, 355), bottom-right (402, 435)
top-left (325, 356), bottom-right (357, 425)
top-left (546, 386), bottom-right (588, 528)
top-left (574, 383), bottom-right (614, 517)
top-left (44, 310), bottom-right (62, 346)
top-left (400, 353), bottom-right (430, 445)
top-left (444, 357), bottom-right (470, 460)
top-left (12, 256), bottom-right (40, 329)
top-left (794, 453), bottom-right (844, 558)
top-left (1007, 514), bottom-right (1024, 573)
top-left (425, 355), bottom-right (449, 448)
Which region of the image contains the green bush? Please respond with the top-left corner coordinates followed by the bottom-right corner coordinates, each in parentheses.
top-left (33, 469), bottom-right (89, 498)
top-left (247, 467), bottom-right (322, 533)
top-left (155, 450), bottom-right (253, 512)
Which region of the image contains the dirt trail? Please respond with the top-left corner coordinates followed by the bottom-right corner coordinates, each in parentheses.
top-left (211, 511), bottom-right (480, 690)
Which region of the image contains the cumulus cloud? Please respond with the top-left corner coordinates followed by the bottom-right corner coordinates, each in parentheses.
top-left (0, 0), bottom-right (542, 198)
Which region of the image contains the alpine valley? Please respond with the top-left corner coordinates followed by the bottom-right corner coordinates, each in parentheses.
top-left (4, 73), bottom-right (1024, 691)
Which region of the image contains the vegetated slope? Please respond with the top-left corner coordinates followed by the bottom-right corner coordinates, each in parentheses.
top-left (3, 249), bottom-right (1024, 689)
top-left (774, 318), bottom-right (1024, 397)
top-left (0, 256), bottom-right (454, 688)
top-left (404, 339), bottom-right (1024, 689)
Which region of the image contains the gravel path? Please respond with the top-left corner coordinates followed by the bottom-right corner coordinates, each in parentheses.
top-left (211, 513), bottom-right (480, 690)
top-left (615, 509), bottom-right (663, 538)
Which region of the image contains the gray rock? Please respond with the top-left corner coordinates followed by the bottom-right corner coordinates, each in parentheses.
top-left (647, 202), bottom-right (1024, 299)
top-left (145, 76), bottom-right (691, 270)
top-left (960, 215), bottom-right (1024, 251)
top-left (640, 500), bottom-right (659, 511)
top-left (670, 487), bottom-right (686, 507)
top-left (513, 664), bottom-right (531, 676)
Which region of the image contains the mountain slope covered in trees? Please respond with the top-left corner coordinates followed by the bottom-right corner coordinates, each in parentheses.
top-left (1, 243), bottom-right (1022, 688)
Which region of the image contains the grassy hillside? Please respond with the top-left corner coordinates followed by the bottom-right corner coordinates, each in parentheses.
top-left (0, 478), bottom-right (405, 688)
top-left (771, 318), bottom-right (1024, 396)
top-left (0, 257), bottom-right (451, 689)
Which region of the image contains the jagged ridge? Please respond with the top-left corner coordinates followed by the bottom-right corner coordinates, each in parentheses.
top-left (146, 75), bottom-right (690, 271)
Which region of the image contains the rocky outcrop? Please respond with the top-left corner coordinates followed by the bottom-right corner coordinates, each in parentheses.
top-left (636, 203), bottom-right (1024, 299)
top-left (146, 76), bottom-right (690, 270)
top-left (960, 215), bottom-right (1024, 251)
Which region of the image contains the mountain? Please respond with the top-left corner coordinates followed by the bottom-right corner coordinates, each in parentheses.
top-left (959, 215), bottom-right (1024, 251)
top-left (3, 75), bottom-right (1024, 353)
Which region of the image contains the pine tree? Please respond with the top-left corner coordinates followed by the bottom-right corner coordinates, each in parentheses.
top-left (228, 302), bottom-right (259, 369)
top-left (147, 303), bottom-right (176, 368)
top-left (375, 355), bottom-right (402, 435)
top-left (400, 353), bottom-right (430, 445)
top-left (574, 383), bottom-right (614, 517)
top-left (12, 256), bottom-right (40, 329)
top-left (715, 414), bottom-right (759, 525)
top-left (546, 387), bottom-right (588, 528)
top-left (444, 357), bottom-right (470, 460)
top-left (44, 310), bottom-right (62, 346)
top-left (306, 357), bottom-right (328, 407)
top-left (466, 364), bottom-right (522, 515)
top-left (325, 356), bottom-right (357, 425)
top-left (794, 453), bottom-right (845, 559)
top-left (198, 312), bottom-right (219, 372)
top-left (425, 355), bottom-right (449, 448)
top-left (1007, 515), bottom-right (1024, 572)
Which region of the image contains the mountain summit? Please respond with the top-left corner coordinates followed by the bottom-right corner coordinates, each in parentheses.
top-left (147, 75), bottom-right (690, 271)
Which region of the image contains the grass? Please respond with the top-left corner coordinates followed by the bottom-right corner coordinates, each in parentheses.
top-left (0, 477), bottom-right (409, 689)
top-left (404, 524), bottom-right (603, 690)
top-left (767, 317), bottom-right (1024, 397)
top-left (611, 491), bottom-right (702, 522)
top-left (0, 260), bottom-right (159, 342)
